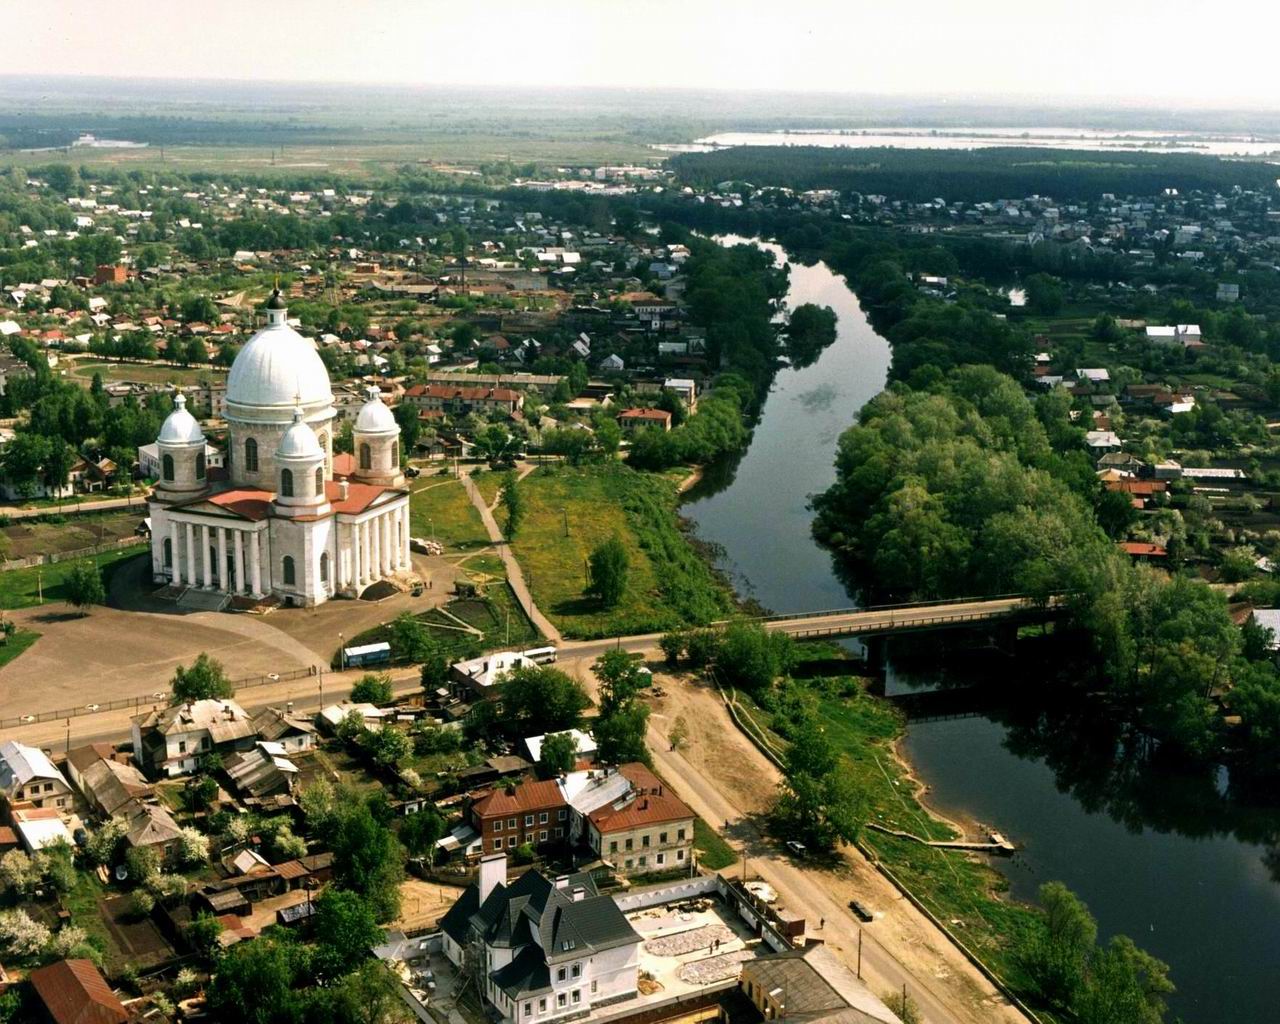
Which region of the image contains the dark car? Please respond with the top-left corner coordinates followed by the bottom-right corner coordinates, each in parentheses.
top-left (849, 899), bottom-right (874, 922)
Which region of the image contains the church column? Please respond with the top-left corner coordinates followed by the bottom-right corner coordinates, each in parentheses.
top-left (198, 525), bottom-right (211, 588)
top-left (369, 518), bottom-right (380, 581)
top-left (401, 505), bottom-right (411, 567)
top-left (249, 530), bottom-right (262, 597)
top-left (169, 520), bottom-right (181, 582)
top-left (381, 514), bottom-right (392, 576)
top-left (362, 520), bottom-right (372, 584)
top-left (217, 527), bottom-right (228, 592)
top-left (233, 530), bottom-right (245, 595)
top-left (184, 522), bottom-right (196, 586)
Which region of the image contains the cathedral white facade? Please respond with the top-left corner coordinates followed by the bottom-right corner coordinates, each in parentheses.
top-left (147, 290), bottom-right (412, 607)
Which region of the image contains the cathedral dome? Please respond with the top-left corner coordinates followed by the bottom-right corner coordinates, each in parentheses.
top-left (157, 393), bottom-right (204, 446)
top-left (225, 297), bottom-right (333, 417)
top-left (276, 408), bottom-right (324, 461)
top-left (354, 386), bottom-right (398, 436)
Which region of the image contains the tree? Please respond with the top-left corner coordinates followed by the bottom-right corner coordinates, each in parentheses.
top-left (171, 652), bottom-right (234, 703)
top-left (538, 731), bottom-right (578, 778)
top-left (668, 716), bottom-right (689, 751)
top-left (390, 612), bottom-right (438, 664)
top-left (882, 990), bottom-right (922, 1024)
top-left (716, 622), bottom-right (794, 693)
top-left (327, 960), bottom-right (415, 1024)
top-left (63, 561), bottom-right (104, 614)
top-left (499, 665), bottom-right (590, 737)
top-left (399, 807), bottom-right (446, 865)
top-left (419, 650), bottom-right (451, 691)
top-left (206, 933), bottom-right (308, 1024)
top-left (592, 650), bottom-right (652, 765)
top-left (1024, 881), bottom-right (1098, 1008)
top-left (328, 801), bottom-right (406, 923)
top-left (500, 470), bottom-right (523, 537)
top-left (313, 889), bottom-right (385, 980)
top-left (1026, 273), bottom-right (1066, 315)
top-left (185, 911), bottom-right (224, 959)
top-left (177, 827), bottom-right (209, 866)
top-left (1075, 935), bottom-right (1174, 1024)
top-left (587, 535), bottom-right (629, 608)
top-left (773, 713), bottom-right (867, 850)
top-left (350, 673), bottom-right (394, 705)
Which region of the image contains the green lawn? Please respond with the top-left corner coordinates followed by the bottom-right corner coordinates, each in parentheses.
top-left (409, 479), bottom-right (490, 552)
top-left (470, 470), bottom-right (505, 509)
top-left (0, 545), bottom-right (145, 610)
top-left (693, 816), bottom-right (737, 870)
top-left (0, 628), bottom-right (40, 669)
top-left (507, 464), bottom-right (733, 639)
top-left (73, 360), bottom-right (226, 388)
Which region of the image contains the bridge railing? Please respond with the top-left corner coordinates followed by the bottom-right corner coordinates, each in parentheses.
top-left (755, 591), bottom-right (1066, 624)
top-left (780, 607), bottom-right (1051, 638)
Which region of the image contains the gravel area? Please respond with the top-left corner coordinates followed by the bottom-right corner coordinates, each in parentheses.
top-left (678, 950), bottom-right (753, 985)
top-left (643, 923), bottom-right (735, 957)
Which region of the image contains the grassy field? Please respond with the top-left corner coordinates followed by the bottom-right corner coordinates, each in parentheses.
top-left (342, 584), bottom-right (540, 666)
top-left (71, 359), bottom-right (227, 388)
top-left (508, 464), bottom-right (733, 639)
top-left (742, 672), bottom-right (1045, 1003)
top-left (409, 478), bottom-right (490, 552)
top-left (693, 816), bottom-right (737, 870)
top-left (0, 628), bottom-right (40, 669)
top-left (0, 545), bottom-right (145, 609)
top-left (470, 469), bottom-right (505, 509)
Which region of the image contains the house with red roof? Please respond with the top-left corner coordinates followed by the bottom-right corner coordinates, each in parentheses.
top-left (28, 958), bottom-right (128, 1024)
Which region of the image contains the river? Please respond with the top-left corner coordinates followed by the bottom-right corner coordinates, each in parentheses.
top-left (680, 236), bottom-right (1280, 1023)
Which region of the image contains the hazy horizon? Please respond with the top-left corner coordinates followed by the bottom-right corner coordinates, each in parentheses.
top-left (13, 0), bottom-right (1280, 109)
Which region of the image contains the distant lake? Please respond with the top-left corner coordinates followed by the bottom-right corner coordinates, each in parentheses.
top-left (657, 126), bottom-right (1280, 158)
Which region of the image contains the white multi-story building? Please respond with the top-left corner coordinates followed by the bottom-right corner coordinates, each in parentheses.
top-left (146, 289), bottom-right (411, 607)
top-left (440, 855), bottom-right (641, 1024)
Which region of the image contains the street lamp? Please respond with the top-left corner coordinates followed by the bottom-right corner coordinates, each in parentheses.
top-left (338, 632), bottom-right (345, 672)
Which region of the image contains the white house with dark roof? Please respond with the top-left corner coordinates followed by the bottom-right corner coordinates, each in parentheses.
top-left (439, 854), bottom-right (641, 1023)
top-left (130, 698), bottom-right (256, 778)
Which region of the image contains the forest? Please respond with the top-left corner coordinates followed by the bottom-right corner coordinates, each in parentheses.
top-left (670, 145), bottom-right (1280, 202)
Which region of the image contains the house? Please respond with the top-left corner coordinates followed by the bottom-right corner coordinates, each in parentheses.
top-left (451, 647), bottom-right (556, 697)
top-left (1217, 283), bottom-right (1241, 303)
top-left (1084, 430), bottom-right (1122, 451)
top-left (0, 740), bottom-right (75, 818)
top-left (1120, 541), bottom-right (1166, 560)
top-left (11, 808), bottom-right (75, 851)
top-left (599, 353), bottom-right (624, 372)
top-left (250, 705), bottom-right (317, 753)
top-left (224, 745), bottom-right (299, 801)
top-left (121, 799), bottom-right (185, 861)
top-left (28, 958), bottom-right (129, 1024)
top-left (402, 383), bottom-right (524, 417)
top-left (65, 744), bottom-right (153, 818)
top-left (130, 699), bottom-right (257, 779)
top-left (1145, 325), bottom-right (1178, 345)
top-left (616, 408), bottom-right (672, 433)
top-left (1249, 610), bottom-right (1280, 654)
top-left (316, 701), bottom-right (393, 733)
top-left (439, 855), bottom-right (642, 1023)
top-left (584, 763), bottom-right (694, 877)
top-left (470, 778), bottom-right (570, 854)
top-left (94, 264), bottom-right (128, 286)
top-left (524, 729), bottom-right (597, 768)
top-left (1176, 324), bottom-right (1203, 346)
top-left (738, 945), bottom-right (902, 1024)
top-left (663, 377), bottom-right (697, 412)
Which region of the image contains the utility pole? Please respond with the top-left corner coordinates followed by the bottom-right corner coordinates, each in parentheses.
top-left (857, 929), bottom-right (862, 979)
top-left (562, 507), bottom-right (569, 537)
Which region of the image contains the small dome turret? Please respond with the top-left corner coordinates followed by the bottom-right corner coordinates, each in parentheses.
top-left (273, 407), bottom-right (329, 516)
top-left (354, 385), bottom-right (398, 435)
top-left (276, 406), bottom-right (324, 461)
top-left (352, 385), bottom-right (404, 488)
top-left (158, 392), bottom-right (204, 446)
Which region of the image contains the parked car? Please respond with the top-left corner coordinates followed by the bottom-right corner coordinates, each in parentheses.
top-left (849, 899), bottom-right (874, 922)
top-left (785, 840), bottom-right (807, 857)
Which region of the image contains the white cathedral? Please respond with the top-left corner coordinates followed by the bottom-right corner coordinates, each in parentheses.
top-left (147, 289), bottom-right (412, 607)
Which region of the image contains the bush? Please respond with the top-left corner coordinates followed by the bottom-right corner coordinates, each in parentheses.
top-left (130, 889), bottom-right (156, 918)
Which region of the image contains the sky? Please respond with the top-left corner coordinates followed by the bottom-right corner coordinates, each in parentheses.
top-left (11, 0), bottom-right (1280, 107)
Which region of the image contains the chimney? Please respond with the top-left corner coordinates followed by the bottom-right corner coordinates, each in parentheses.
top-left (338, 480), bottom-right (350, 500)
top-left (554, 875), bottom-right (570, 890)
top-left (285, 702), bottom-right (294, 715)
top-left (478, 853), bottom-right (506, 904)
top-left (572, 886), bottom-right (586, 902)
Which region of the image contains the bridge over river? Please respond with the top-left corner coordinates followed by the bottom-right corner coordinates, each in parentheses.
top-left (752, 594), bottom-right (1061, 641)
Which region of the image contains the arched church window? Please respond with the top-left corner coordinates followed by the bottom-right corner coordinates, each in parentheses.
top-left (161, 454), bottom-right (174, 481)
top-left (195, 452), bottom-right (206, 480)
top-left (315, 467), bottom-right (324, 493)
top-left (282, 555), bottom-right (296, 586)
top-left (280, 468), bottom-right (294, 498)
top-left (317, 431), bottom-right (328, 452)
top-left (359, 443), bottom-right (372, 471)
top-left (392, 440), bottom-right (400, 466)
top-left (320, 552), bottom-right (330, 584)
top-left (245, 437), bottom-right (259, 472)
top-left (163, 538), bottom-right (172, 567)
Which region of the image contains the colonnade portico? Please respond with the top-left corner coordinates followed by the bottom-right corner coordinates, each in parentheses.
top-left (167, 517), bottom-right (267, 599)
top-left (338, 502), bottom-right (413, 595)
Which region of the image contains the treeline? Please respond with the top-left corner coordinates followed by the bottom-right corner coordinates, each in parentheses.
top-left (811, 367), bottom-right (1280, 775)
top-left (671, 145), bottom-right (1280, 202)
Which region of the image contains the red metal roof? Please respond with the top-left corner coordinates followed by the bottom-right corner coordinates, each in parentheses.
top-left (29, 959), bottom-right (127, 1024)
top-left (472, 778), bottom-right (566, 819)
top-left (588, 763), bottom-right (693, 833)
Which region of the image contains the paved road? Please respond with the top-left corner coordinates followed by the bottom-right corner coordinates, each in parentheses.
top-left (0, 493), bottom-right (151, 520)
